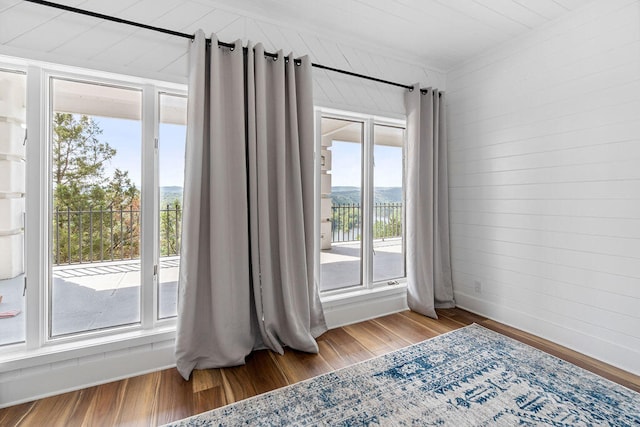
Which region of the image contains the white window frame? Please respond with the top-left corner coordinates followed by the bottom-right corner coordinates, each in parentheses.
top-left (0, 56), bottom-right (185, 365)
top-left (315, 107), bottom-right (408, 302)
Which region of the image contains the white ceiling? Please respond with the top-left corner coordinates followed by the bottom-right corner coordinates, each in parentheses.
top-left (0, 0), bottom-right (590, 73)
top-left (216, 0), bottom-right (590, 69)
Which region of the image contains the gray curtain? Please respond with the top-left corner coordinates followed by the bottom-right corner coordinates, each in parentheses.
top-left (405, 87), bottom-right (455, 319)
top-left (176, 31), bottom-right (326, 380)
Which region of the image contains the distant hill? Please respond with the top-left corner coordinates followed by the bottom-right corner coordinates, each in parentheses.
top-left (160, 186), bottom-right (183, 207)
top-left (331, 186), bottom-right (402, 205)
top-left (160, 186), bottom-right (402, 208)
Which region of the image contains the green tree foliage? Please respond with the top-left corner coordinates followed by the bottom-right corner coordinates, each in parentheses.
top-left (160, 200), bottom-right (182, 257)
top-left (53, 113), bottom-right (113, 209)
top-left (52, 113), bottom-right (141, 264)
top-left (331, 204), bottom-right (361, 235)
top-left (373, 206), bottom-right (403, 240)
top-left (331, 203), bottom-right (403, 242)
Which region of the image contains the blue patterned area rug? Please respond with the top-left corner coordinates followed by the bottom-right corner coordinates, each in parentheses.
top-left (166, 324), bottom-right (640, 426)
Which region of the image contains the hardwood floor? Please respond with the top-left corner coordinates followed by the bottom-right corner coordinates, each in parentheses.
top-left (1, 308), bottom-right (639, 426)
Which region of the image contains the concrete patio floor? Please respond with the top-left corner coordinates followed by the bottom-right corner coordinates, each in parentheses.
top-left (0, 239), bottom-right (404, 345)
top-left (0, 274), bottom-right (25, 346)
top-left (321, 238), bottom-right (404, 291)
top-left (0, 258), bottom-right (179, 345)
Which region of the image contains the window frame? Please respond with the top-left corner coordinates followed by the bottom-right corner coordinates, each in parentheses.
top-left (47, 75), bottom-right (146, 339)
top-left (0, 57), bottom-right (406, 366)
top-left (315, 108), bottom-right (407, 299)
top-left (1, 58), bottom-right (186, 358)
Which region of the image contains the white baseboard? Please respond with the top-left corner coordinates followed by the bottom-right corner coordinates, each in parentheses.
top-left (455, 291), bottom-right (640, 377)
top-left (322, 285), bottom-right (408, 329)
top-left (0, 339), bottom-right (176, 408)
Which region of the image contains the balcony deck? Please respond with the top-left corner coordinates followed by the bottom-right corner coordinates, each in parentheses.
top-left (0, 257), bottom-right (179, 345)
top-left (321, 238), bottom-right (404, 291)
top-left (0, 238), bottom-right (403, 345)
top-left (0, 274), bottom-right (24, 346)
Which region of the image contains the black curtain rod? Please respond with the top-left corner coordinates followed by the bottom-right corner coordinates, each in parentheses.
top-left (25, 0), bottom-right (435, 94)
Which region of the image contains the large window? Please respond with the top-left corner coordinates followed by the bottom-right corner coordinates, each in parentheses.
top-left (38, 74), bottom-right (185, 341)
top-left (50, 78), bottom-right (143, 336)
top-left (0, 61), bottom-right (186, 357)
top-left (318, 113), bottom-right (405, 293)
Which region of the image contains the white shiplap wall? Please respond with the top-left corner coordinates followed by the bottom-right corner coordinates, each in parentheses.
top-left (446, 0), bottom-right (640, 375)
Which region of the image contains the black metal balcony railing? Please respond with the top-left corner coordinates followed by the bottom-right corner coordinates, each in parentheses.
top-left (52, 205), bottom-right (181, 266)
top-left (52, 202), bottom-right (401, 265)
top-left (332, 202), bottom-right (403, 243)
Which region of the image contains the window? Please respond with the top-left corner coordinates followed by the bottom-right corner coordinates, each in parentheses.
top-left (27, 71), bottom-right (185, 342)
top-left (0, 68), bottom-right (26, 346)
top-left (372, 124), bottom-right (405, 282)
top-left (49, 78), bottom-right (143, 336)
top-left (318, 112), bottom-right (405, 293)
top-left (0, 60), bottom-right (186, 362)
top-left (319, 118), bottom-right (364, 291)
top-left (157, 93), bottom-right (187, 319)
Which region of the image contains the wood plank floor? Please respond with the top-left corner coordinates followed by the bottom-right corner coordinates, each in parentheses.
top-left (1, 308), bottom-right (639, 426)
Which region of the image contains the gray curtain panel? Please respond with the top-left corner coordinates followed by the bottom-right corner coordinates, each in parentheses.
top-left (405, 87), bottom-right (455, 319)
top-left (246, 44), bottom-right (327, 353)
top-left (176, 31), bottom-right (326, 380)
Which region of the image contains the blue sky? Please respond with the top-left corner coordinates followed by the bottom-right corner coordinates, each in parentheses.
top-left (93, 117), bottom-right (186, 188)
top-left (331, 141), bottom-right (403, 188)
top-left (93, 118), bottom-right (401, 190)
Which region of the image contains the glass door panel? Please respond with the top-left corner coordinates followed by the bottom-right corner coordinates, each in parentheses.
top-left (372, 124), bottom-right (405, 283)
top-left (157, 93), bottom-right (186, 319)
top-left (50, 78), bottom-right (142, 336)
top-left (319, 117), bottom-right (363, 291)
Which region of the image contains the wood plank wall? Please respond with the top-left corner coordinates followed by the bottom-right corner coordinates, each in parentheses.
top-left (446, 0), bottom-right (640, 375)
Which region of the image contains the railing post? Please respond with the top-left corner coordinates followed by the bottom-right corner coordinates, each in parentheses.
top-left (165, 204), bottom-right (170, 256)
top-left (100, 206), bottom-right (104, 262)
top-left (67, 206), bottom-right (71, 265)
top-left (78, 207), bottom-right (83, 263)
top-left (89, 206), bottom-right (93, 262)
top-left (348, 204), bottom-right (351, 241)
top-left (120, 205), bottom-right (124, 260)
top-left (175, 203), bottom-right (180, 255)
top-left (55, 207), bottom-right (59, 265)
top-left (109, 205), bottom-right (114, 261)
top-left (129, 205), bottom-right (133, 260)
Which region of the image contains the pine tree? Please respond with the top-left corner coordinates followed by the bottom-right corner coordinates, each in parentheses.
top-left (52, 113), bottom-right (140, 264)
